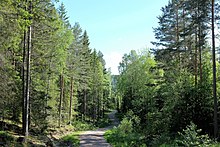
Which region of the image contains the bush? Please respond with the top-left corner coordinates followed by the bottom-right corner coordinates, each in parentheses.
top-left (61, 132), bottom-right (80, 147)
top-left (117, 117), bottom-right (133, 135)
top-left (104, 115), bottom-right (146, 147)
top-left (105, 128), bottom-right (144, 147)
top-left (72, 121), bottom-right (96, 131)
top-left (150, 132), bottom-right (177, 146)
top-left (176, 122), bottom-right (213, 146)
top-left (95, 117), bottom-right (111, 128)
top-left (0, 131), bottom-right (15, 145)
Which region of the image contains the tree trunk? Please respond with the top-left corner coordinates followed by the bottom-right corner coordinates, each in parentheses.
top-left (195, 31), bottom-right (198, 86)
top-left (24, 0), bottom-right (32, 141)
top-left (198, 24), bottom-right (202, 82)
top-left (22, 0), bottom-right (28, 136)
top-left (102, 102), bottom-right (105, 118)
top-left (25, 15), bottom-right (31, 141)
top-left (92, 90), bottom-right (96, 122)
top-left (97, 91), bottom-right (100, 121)
top-left (212, 0), bottom-right (218, 139)
top-left (22, 29), bottom-right (26, 135)
top-left (59, 74), bottom-right (64, 127)
top-left (69, 77), bottom-right (73, 124)
top-left (83, 90), bottom-right (87, 120)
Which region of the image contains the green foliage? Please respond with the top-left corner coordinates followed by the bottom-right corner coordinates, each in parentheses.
top-left (105, 127), bottom-right (146, 147)
top-left (1, 0), bottom-right (220, 146)
top-left (0, 0), bottom-right (113, 139)
top-left (61, 132), bottom-right (80, 147)
top-left (0, 131), bottom-right (15, 145)
top-left (71, 121), bottom-right (96, 131)
top-left (95, 117), bottom-right (111, 128)
top-left (176, 122), bottom-right (213, 146)
top-left (118, 118), bottom-right (133, 135)
top-left (117, 49), bottom-right (159, 120)
top-left (150, 132), bottom-right (177, 147)
top-left (104, 113), bottom-right (145, 147)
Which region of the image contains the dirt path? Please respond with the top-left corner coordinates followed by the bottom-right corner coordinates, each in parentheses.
top-left (79, 110), bottom-right (119, 147)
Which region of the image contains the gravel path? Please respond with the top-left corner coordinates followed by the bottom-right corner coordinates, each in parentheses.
top-left (79, 110), bottom-right (119, 147)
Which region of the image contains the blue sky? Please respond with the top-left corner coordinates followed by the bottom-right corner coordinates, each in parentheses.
top-left (57, 0), bottom-right (169, 74)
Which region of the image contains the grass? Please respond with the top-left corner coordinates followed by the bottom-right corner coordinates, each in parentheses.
top-left (60, 131), bottom-right (81, 147)
top-left (104, 128), bottom-right (146, 147)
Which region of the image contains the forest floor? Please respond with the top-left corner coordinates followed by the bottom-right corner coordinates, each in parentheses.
top-left (0, 110), bottom-right (119, 146)
top-left (79, 110), bottom-right (119, 147)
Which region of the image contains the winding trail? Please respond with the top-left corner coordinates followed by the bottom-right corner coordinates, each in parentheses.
top-left (79, 110), bottom-right (119, 147)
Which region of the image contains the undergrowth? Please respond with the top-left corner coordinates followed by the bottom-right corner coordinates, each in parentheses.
top-left (104, 113), bottom-right (220, 147)
top-left (60, 132), bottom-right (80, 147)
top-left (0, 131), bottom-right (15, 145)
top-left (104, 112), bottom-right (146, 147)
top-left (71, 120), bottom-right (96, 131)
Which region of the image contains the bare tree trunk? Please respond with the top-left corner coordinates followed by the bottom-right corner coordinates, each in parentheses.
top-left (59, 74), bottom-right (64, 127)
top-left (198, 24), bottom-right (202, 82)
top-left (195, 31), bottom-right (198, 86)
top-left (69, 77), bottom-right (73, 124)
top-left (102, 102), bottom-right (105, 118)
top-left (23, 0), bottom-right (32, 141)
top-left (22, 29), bottom-right (26, 135)
top-left (212, 0), bottom-right (218, 139)
top-left (22, 0), bottom-right (28, 136)
top-left (25, 17), bottom-right (31, 142)
top-left (97, 91), bottom-right (100, 121)
top-left (194, 2), bottom-right (199, 87)
top-left (92, 90), bottom-right (96, 122)
top-left (24, 0), bottom-right (32, 141)
top-left (83, 90), bottom-right (87, 120)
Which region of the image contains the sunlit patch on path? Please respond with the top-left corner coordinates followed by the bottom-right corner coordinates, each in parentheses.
top-left (79, 110), bottom-right (118, 147)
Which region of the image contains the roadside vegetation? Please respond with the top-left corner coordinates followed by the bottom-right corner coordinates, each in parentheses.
top-left (1, 0), bottom-right (220, 146)
top-left (104, 0), bottom-right (220, 146)
top-left (105, 112), bottom-right (220, 147)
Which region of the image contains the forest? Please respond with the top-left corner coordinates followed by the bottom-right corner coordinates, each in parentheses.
top-left (1, 0), bottom-right (220, 146)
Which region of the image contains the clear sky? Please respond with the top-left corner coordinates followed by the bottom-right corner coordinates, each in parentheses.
top-left (57, 0), bottom-right (169, 75)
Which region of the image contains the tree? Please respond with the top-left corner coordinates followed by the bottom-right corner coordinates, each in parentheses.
top-left (117, 49), bottom-right (160, 125)
top-left (151, 0), bottom-right (215, 137)
top-left (211, 0), bottom-right (218, 139)
top-left (21, 0), bottom-right (32, 140)
top-left (77, 31), bottom-right (92, 120)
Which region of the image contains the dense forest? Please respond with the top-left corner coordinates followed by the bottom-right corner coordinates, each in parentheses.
top-left (0, 0), bottom-right (113, 146)
top-left (106, 0), bottom-right (220, 146)
top-left (1, 0), bottom-right (220, 146)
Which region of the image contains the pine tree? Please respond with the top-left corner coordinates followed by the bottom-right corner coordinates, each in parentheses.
top-left (77, 31), bottom-right (92, 120)
top-left (212, 0), bottom-right (218, 138)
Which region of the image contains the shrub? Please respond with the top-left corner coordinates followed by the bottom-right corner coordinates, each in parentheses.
top-left (104, 115), bottom-right (146, 147)
top-left (176, 122), bottom-right (213, 146)
top-left (0, 131), bottom-right (15, 145)
top-left (150, 132), bottom-right (177, 146)
top-left (72, 121), bottom-right (96, 131)
top-left (61, 133), bottom-right (80, 147)
top-left (117, 117), bottom-right (133, 135)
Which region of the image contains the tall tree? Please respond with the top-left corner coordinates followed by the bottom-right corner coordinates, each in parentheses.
top-left (78, 31), bottom-right (92, 120)
top-left (23, 0), bottom-right (32, 140)
top-left (212, 0), bottom-right (218, 139)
